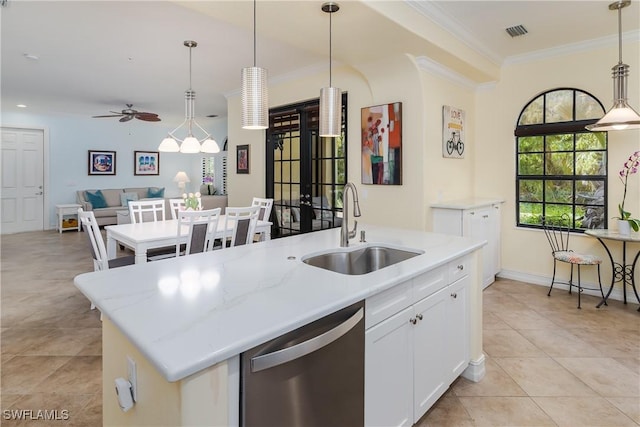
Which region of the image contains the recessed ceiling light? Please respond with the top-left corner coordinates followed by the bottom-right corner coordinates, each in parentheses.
top-left (23, 53), bottom-right (39, 60)
top-left (17, 104), bottom-right (27, 108)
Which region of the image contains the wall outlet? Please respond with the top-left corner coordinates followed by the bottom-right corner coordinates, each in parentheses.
top-left (127, 356), bottom-right (137, 402)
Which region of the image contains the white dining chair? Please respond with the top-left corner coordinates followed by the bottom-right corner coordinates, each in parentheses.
top-left (251, 197), bottom-right (274, 222)
top-left (129, 199), bottom-right (166, 223)
top-left (169, 197), bottom-right (202, 219)
top-left (223, 206), bottom-right (261, 248)
top-left (176, 208), bottom-right (222, 255)
top-left (78, 209), bottom-right (135, 309)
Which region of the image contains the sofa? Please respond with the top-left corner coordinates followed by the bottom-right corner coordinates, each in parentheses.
top-left (273, 196), bottom-right (342, 237)
top-left (76, 187), bottom-right (229, 226)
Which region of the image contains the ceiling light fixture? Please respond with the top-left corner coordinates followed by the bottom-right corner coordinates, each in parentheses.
top-left (319, 2), bottom-right (341, 138)
top-left (159, 41), bottom-right (220, 153)
top-left (241, 0), bottom-right (268, 130)
top-left (16, 104), bottom-right (26, 108)
top-left (587, 0), bottom-right (640, 132)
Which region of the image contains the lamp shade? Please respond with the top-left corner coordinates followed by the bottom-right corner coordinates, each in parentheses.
top-left (241, 66), bottom-right (268, 130)
top-left (159, 137), bottom-right (180, 152)
top-left (173, 171), bottom-right (190, 183)
top-left (319, 86), bottom-right (342, 137)
top-left (586, 104), bottom-right (640, 131)
top-left (201, 138), bottom-right (221, 153)
top-left (180, 136), bottom-right (201, 153)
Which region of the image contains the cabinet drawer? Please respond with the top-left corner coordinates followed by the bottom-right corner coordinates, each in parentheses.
top-left (449, 255), bottom-right (470, 283)
top-left (412, 265), bottom-right (447, 302)
top-left (365, 281), bottom-right (412, 329)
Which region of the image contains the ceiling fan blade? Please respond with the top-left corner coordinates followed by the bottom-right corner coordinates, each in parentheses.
top-left (92, 114), bottom-right (124, 118)
top-left (137, 116), bottom-right (161, 122)
top-left (119, 115), bottom-right (134, 123)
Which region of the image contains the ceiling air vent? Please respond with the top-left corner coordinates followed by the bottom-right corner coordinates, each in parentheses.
top-left (505, 25), bottom-right (528, 37)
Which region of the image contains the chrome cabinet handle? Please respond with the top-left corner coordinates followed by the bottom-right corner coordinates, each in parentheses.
top-left (409, 318), bottom-right (417, 325)
top-left (451, 293), bottom-right (458, 299)
top-left (457, 265), bottom-right (464, 270)
top-left (251, 307), bottom-right (363, 372)
top-left (416, 314), bottom-right (423, 321)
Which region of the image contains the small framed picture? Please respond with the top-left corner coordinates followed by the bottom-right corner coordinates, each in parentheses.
top-left (88, 150), bottom-right (116, 175)
top-left (237, 144), bottom-right (250, 174)
top-left (134, 151), bottom-right (160, 176)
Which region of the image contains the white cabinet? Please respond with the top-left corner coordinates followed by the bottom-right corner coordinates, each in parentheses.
top-left (432, 199), bottom-right (502, 288)
top-left (365, 257), bottom-right (471, 426)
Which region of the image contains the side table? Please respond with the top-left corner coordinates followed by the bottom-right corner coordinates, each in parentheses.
top-left (56, 204), bottom-right (81, 233)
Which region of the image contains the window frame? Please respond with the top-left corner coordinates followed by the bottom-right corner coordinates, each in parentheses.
top-left (515, 88), bottom-right (608, 232)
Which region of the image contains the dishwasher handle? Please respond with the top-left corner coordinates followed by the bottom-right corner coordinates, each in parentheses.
top-left (250, 307), bottom-right (363, 373)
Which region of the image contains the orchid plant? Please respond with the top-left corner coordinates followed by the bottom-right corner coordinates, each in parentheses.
top-left (182, 192), bottom-right (201, 210)
top-left (616, 151), bottom-right (640, 232)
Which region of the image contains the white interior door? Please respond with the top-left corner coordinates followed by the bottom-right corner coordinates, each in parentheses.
top-left (1, 128), bottom-right (44, 234)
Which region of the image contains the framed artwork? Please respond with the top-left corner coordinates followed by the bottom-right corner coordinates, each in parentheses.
top-left (237, 144), bottom-right (250, 174)
top-left (361, 102), bottom-right (402, 185)
top-left (134, 151), bottom-right (160, 175)
top-left (443, 105), bottom-right (465, 158)
top-left (88, 150), bottom-right (116, 175)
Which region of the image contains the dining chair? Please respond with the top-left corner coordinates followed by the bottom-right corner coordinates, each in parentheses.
top-left (223, 206), bottom-right (261, 248)
top-left (541, 214), bottom-right (605, 309)
top-left (251, 197), bottom-right (273, 242)
top-left (78, 209), bottom-right (135, 309)
top-left (169, 197), bottom-right (203, 219)
top-left (176, 208), bottom-right (222, 256)
top-left (129, 199), bottom-right (166, 223)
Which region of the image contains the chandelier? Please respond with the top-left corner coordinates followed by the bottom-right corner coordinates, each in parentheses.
top-left (159, 41), bottom-right (220, 153)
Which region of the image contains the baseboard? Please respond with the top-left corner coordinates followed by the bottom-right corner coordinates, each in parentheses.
top-left (496, 269), bottom-right (630, 303)
top-left (462, 354), bottom-right (485, 383)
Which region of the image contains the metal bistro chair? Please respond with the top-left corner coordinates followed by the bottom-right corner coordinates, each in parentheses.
top-left (541, 214), bottom-right (605, 309)
top-left (78, 209), bottom-right (135, 309)
top-left (175, 208), bottom-right (222, 256)
top-left (223, 206), bottom-right (261, 248)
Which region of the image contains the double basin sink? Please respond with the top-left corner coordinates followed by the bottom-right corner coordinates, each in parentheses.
top-left (302, 245), bottom-right (423, 276)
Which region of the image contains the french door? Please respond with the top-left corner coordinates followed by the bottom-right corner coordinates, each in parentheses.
top-left (266, 95), bottom-right (347, 237)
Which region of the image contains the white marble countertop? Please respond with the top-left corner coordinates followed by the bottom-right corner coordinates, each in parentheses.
top-left (74, 224), bottom-right (485, 382)
top-left (431, 197), bottom-right (504, 210)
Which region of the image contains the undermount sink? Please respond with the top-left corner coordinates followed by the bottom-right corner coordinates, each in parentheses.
top-left (302, 245), bottom-right (423, 276)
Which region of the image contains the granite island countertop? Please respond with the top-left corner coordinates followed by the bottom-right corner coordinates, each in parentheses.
top-left (74, 224), bottom-right (485, 382)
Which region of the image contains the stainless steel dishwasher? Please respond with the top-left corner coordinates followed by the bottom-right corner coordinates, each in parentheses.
top-left (240, 300), bottom-right (364, 427)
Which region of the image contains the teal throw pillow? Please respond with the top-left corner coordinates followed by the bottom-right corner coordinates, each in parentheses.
top-left (147, 187), bottom-right (165, 198)
top-left (120, 192), bottom-right (139, 206)
top-left (85, 190), bottom-right (107, 209)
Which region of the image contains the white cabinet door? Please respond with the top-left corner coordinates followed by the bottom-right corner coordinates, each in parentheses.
top-left (412, 287), bottom-right (448, 422)
top-left (445, 275), bottom-right (470, 382)
top-left (365, 306), bottom-right (413, 427)
top-left (466, 208), bottom-right (493, 288)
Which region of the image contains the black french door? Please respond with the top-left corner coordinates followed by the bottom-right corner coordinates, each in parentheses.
top-left (266, 94), bottom-right (347, 238)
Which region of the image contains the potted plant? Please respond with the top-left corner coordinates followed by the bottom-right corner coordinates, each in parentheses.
top-left (182, 192), bottom-right (202, 211)
top-left (615, 151), bottom-right (640, 234)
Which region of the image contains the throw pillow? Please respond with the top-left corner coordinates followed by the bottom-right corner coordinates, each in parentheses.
top-left (120, 192), bottom-right (139, 206)
top-left (85, 190), bottom-right (107, 209)
top-left (282, 208), bottom-right (291, 223)
top-left (147, 187), bottom-right (165, 198)
top-left (291, 207), bottom-right (301, 222)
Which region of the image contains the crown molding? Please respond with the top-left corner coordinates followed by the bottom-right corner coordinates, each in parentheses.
top-left (415, 56), bottom-right (494, 90)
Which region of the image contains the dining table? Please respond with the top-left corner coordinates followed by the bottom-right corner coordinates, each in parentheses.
top-left (106, 216), bottom-right (272, 264)
top-left (584, 229), bottom-right (640, 311)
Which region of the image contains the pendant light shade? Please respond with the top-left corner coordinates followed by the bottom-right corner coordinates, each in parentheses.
top-left (319, 2), bottom-right (342, 138)
top-left (241, 66), bottom-right (268, 129)
top-left (159, 41), bottom-right (221, 153)
top-left (587, 0), bottom-right (640, 132)
top-left (241, 0), bottom-right (268, 130)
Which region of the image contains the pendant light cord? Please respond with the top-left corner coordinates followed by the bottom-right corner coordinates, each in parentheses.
top-left (617, 4), bottom-right (623, 64)
top-left (253, 0), bottom-right (257, 67)
top-left (329, 9), bottom-right (333, 86)
top-left (188, 45), bottom-right (193, 91)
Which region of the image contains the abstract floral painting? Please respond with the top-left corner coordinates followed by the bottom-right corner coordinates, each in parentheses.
top-left (361, 102), bottom-right (402, 185)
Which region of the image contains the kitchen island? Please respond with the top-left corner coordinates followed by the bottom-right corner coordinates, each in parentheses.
top-left (74, 224), bottom-right (486, 426)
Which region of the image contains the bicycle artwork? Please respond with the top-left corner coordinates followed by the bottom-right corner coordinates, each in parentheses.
top-left (442, 105), bottom-right (466, 159)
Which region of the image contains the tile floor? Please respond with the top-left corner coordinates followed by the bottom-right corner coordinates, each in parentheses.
top-left (1, 230), bottom-right (639, 426)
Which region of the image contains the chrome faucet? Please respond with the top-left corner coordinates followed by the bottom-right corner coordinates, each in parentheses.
top-left (341, 182), bottom-right (362, 247)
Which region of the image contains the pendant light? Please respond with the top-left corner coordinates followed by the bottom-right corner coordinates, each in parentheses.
top-left (586, 0), bottom-right (640, 132)
top-left (241, 0), bottom-right (268, 130)
top-left (319, 2), bottom-right (341, 138)
top-left (159, 41), bottom-right (220, 153)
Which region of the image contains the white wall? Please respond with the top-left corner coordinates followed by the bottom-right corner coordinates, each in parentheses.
top-left (1, 111), bottom-right (227, 228)
top-left (475, 41), bottom-right (640, 289)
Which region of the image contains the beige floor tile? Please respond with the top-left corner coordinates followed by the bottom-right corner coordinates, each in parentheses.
top-left (2, 393), bottom-right (92, 427)
top-left (68, 393), bottom-right (102, 427)
top-left (613, 357), bottom-right (640, 374)
top-left (416, 395), bottom-right (475, 427)
top-left (482, 311), bottom-right (512, 330)
top-left (555, 357), bottom-right (640, 397)
top-left (534, 396), bottom-right (638, 427)
top-left (569, 327), bottom-right (640, 358)
top-left (483, 329), bottom-right (546, 358)
top-left (1, 356), bottom-right (71, 395)
top-left (458, 396), bottom-right (556, 426)
top-left (21, 328), bottom-right (101, 356)
top-left (35, 356), bottom-right (102, 394)
top-left (1, 329), bottom-right (58, 356)
top-left (494, 357), bottom-right (597, 397)
top-left (76, 333), bottom-right (102, 356)
top-left (517, 327), bottom-right (604, 358)
top-left (1, 394), bottom-right (24, 410)
top-left (453, 358), bottom-right (527, 397)
top-left (606, 397), bottom-right (640, 425)
top-left (494, 308), bottom-right (559, 330)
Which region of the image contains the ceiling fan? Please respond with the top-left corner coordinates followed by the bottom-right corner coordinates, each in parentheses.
top-left (92, 104), bottom-right (161, 122)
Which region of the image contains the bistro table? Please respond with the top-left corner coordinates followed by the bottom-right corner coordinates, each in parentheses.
top-left (584, 229), bottom-right (640, 311)
top-left (106, 216), bottom-right (272, 264)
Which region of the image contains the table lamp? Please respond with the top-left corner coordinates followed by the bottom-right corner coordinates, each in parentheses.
top-left (173, 171), bottom-right (190, 192)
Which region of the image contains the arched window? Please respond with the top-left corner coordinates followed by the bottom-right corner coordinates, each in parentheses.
top-left (515, 88), bottom-right (607, 231)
